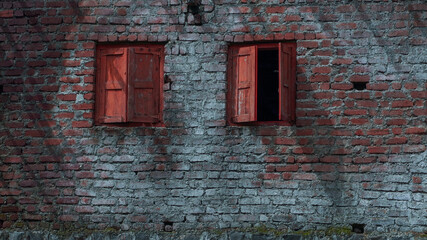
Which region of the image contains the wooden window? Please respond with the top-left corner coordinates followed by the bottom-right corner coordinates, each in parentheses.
top-left (95, 44), bottom-right (164, 125)
top-left (227, 42), bottom-right (296, 125)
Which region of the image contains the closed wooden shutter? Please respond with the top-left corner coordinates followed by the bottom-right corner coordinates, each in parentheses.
top-left (127, 46), bottom-right (162, 123)
top-left (96, 47), bottom-right (128, 123)
top-left (279, 42), bottom-right (296, 123)
top-left (231, 45), bottom-right (257, 123)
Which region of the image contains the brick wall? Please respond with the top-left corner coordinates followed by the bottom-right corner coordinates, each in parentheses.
top-left (0, 0), bottom-right (426, 237)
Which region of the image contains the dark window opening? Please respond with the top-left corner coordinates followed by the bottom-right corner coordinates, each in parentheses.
top-left (257, 49), bottom-right (279, 121)
top-left (227, 42), bottom-right (296, 125)
top-left (353, 82), bottom-right (367, 90)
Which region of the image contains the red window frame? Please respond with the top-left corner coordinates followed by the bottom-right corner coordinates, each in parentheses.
top-left (95, 43), bottom-right (165, 127)
top-left (227, 42), bottom-right (297, 126)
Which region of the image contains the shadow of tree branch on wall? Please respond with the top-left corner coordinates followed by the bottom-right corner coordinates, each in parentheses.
top-left (0, 0), bottom-right (86, 230)
top-left (255, 1), bottom-right (426, 232)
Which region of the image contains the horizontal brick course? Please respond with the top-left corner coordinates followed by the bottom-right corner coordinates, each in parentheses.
top-left (0, 0), bottom-right (425, 236)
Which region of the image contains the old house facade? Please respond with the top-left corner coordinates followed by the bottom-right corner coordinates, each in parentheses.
top-left (0, 0), bottom-right (426, 239)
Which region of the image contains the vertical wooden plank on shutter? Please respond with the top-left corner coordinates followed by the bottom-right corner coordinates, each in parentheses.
top-left (128, 46), bottom-right (162, 123)
top-left (231, 45), bottom-right (257, 123)
top-left (96, 47), bottom-right (128, 124)
top-left (279, 42), bottom-right (296, 123)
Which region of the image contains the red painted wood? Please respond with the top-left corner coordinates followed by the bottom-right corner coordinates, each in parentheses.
top-left (127, 46), bottom-right (162, 123)
top-left (231, 45), bottom-right (257, 123)
top-left (96, 47), bottom-right (128, 123)
top-left (279, 42), bottom-right (297, 123)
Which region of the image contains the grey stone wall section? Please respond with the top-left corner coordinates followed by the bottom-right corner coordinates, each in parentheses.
top-left (0, 0), bottom-right (426, 237)
top-left (0, 230), bottom-right (424, 240)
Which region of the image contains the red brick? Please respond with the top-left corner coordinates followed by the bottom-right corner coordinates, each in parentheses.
top-left (405, 127), bottom-right (426, 134)
top-left (337, 165), bottom-right (359, 172)
top-left (62, 60), bottom-right (80, 67)
top-left (5, 139), bottom-right (26, 146)
top-left (391, 100), bottom-right (413, 108)
top-left (4, 157), bottom-right (23, 163)
top-left (313, 92), bottom-right (333, 99)
top-left (285, 15), bottom-right (302, 22)
top-left (78, 0), bottom-right (98, 7)
top-left (331, 130), bottom-right (352, 136)
top-left (386, 119), bottom-right (407, 125)
top-left (75, 172), bottom-right (95, 179)
top-left (300, 41), bottom-right (318, 48)
top-left (367, 146), bottom-right (388, 154)
top-left (331, 83), bottom-right (352, 90)
top-left (40, 172), bottom-right (61, 179)
top-left (259, 173), bottom-right (280, 180)
top-left (40, 156), bottom-right (61, 163)
top-left (75, 206), bottom-right (95, 213)
top-left (0, 10), bottom-right (13, 18)
top-left (320, 156), bottom-right (340, 163)
top-left (344, 109), bottom-right (368, 116)
top-left (310, 75), bottom-right (330, 82)
top-left (313, 165), bottom-right (334, 172)
top-left (256, 128), bottom-right (277, 136)
top-left (367, 83), bottom-right (389, 90)
top-left (292, 147), bottom-right (314, 154)
top-left (337, 23), bottom-right (357, 29)
top-left (72, 121), bottom-right (92, 128)
top-left (410, 91), bottom-right (427, 99)
top-left (388, 30), bottom-right (409, 37)
top-left (19, 180), bottom-right (37, 187)
top-left (350, 75), bottom-right (370, 83)
top-left (332, 148), bottom-right (352, 155)
top-left (57, 197), bottom-right (79, 205)
top-left (351, 139), bottom-right (371, 146)
top-left (266, 6), bottom-right (285, 13)
top-left (275, 138), bottom-right (297, 145)
top-left (353, 157), bottom-right (376, 164)
top-left (294, 173), bottom-right (316, 180)
top-left (44, 139), bottom-right (62, 146)
top-left (316, 119), bottom-right (335, 125)
top-left (332, 58), bottom-right (353, 65)
top-left (386, 137), bottom-right (407, 145)
top-left (73, 103), bottom-right (93, 110)
top-left (275, 165), bottom-right (299, 172)
top-left (367, 129), bottom-right (389, 135)
top-left (57, 94), bottom-right (76, 101)
top-left (1, 206), bottom-right (21, 212)
top-left (413, 176), bottom-right (422, 184)
top-left (59, 215), bottom-right (79, 222)
top-left (56, 112), bottom-right (75, 119)
top-left (41, 17), bottom-right (62, 24)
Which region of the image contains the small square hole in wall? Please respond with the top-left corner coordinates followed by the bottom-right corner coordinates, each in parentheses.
top-left (188, 0), bottom-right (201, 14)
top-left (351, 223), bottom-right (365, 233)
top-left (353, 82), bottom-right (367, 90)
top-left (163, 220), bottom-right (173, 232)
top-left (187, 0), bottom-right (202, 25)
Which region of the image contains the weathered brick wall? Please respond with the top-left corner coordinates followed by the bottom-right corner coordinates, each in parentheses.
top-left (0, 0), bottom-right (426, 237)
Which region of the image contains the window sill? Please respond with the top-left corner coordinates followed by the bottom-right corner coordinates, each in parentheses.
top-left (94, 122), bottom-right (165, 128)
top-left (227, 120), bottom-right (293, 127)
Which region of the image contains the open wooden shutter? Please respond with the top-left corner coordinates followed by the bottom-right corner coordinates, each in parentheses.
top-left (230, 45), bottom-right (257, 123)
top-left (279, 42), bottom-right (296, 123)
top-left (96, 47), bottom-right (128, 123)
top-left (127, 46), bottom-right (162, 123)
